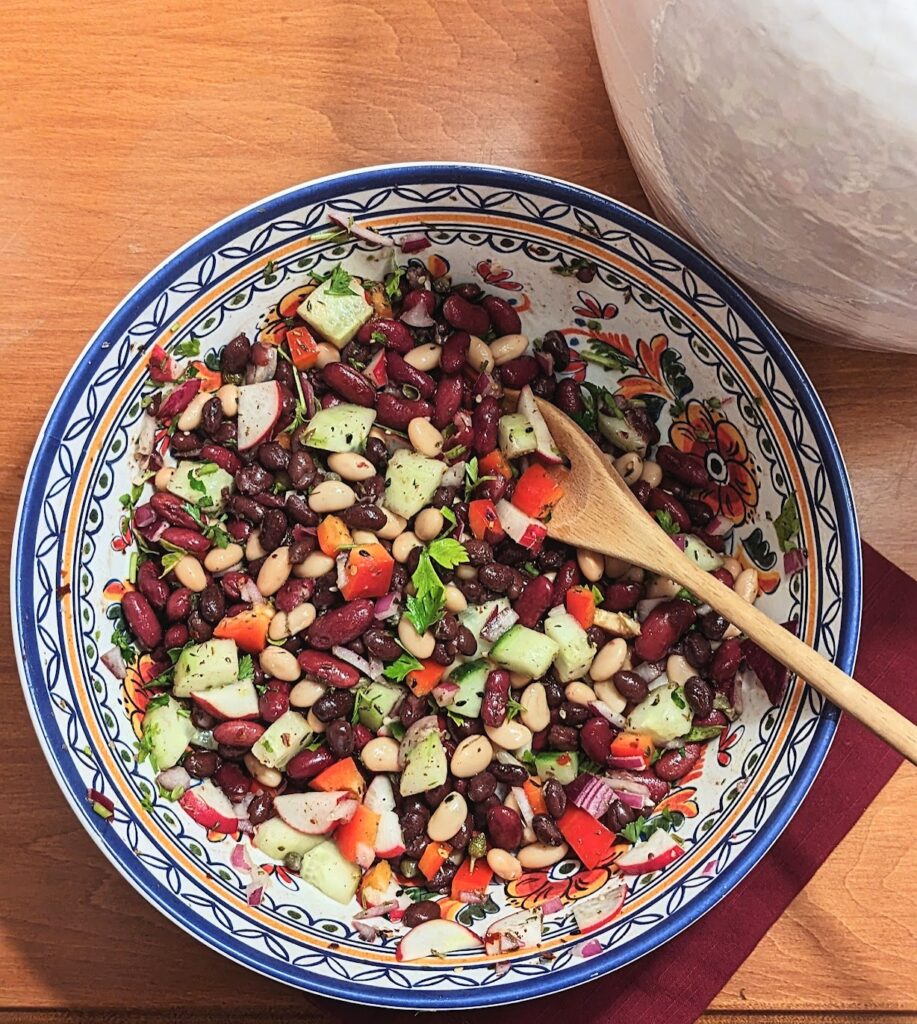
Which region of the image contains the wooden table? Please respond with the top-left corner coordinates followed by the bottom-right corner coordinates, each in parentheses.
top-left (1, 0), bottom-right (914, 1020)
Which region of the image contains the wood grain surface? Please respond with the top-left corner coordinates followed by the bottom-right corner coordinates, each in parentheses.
top-left (0, 0), bottom-right (914, 1020)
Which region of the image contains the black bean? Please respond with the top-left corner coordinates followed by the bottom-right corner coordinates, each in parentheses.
top-left (183, 749), bottom-right (219, 778)
top-left (547, 725), bottom-right (578, 751)
top-left (491, 762), bottom-right (528, 786)
top-left (478, 562), bottom-right (515, 593)
top-left (221, 332), bottom-right (251, 374)
top-left (433, 613), bottom-right (459, 641)
top-left (248, 792), bottom-right (274, 826)
top-left (685, 675), bottom-right (714, 716)
top-left (543, 680), bottom-right (564, 708)
top-left (287, 450), bottom-right (317, 490)
top-left (187, 611), bottom-right (213, 642)
top-left (700, 610), bottom-right (729, 640)
top-left (312, 688), bottom-right (355, 723)
top-left (558, 701), bottom-right (590, 726)
top-left (198, 583), bottom-right (225, 624)
top-left (542, 778), bottom-right (566, 819)
top-left (468, 771), bottom-right (497, 803)
top-left (364, 627), bottom-right (402, 660)
top-left (684, 631), bottom-right (712, 668)
top-left (236, 464), bottom-right (273, 496)
top-left (462, 539), bottom-right (492, 566)
top-left (326, 719), bottom-right (355, 758)
top-left (455, 626), bottom-right (477, 657)
top-left (341, 504), bottom-right (386, 530)
top-left (230, 494), bottom-right (265, 524)
top-left (364, 436), bottom-right (388, 470)
top-left (401, 900), bottom-right (441, 929)
top-left (259, 508), bottom-right (288, 551)
top-left (533, 813), bottom-right (564, 846)
top-left (424, 781), bottom-right (452, 809)
top-left (258, 442), bottom-right (290, 472)
top-left (286, 492), bottom-right (319, 526)
top-left (201, 397), bottom-right (223, 437)
top-left (612, 670), bottom-right (649, 703)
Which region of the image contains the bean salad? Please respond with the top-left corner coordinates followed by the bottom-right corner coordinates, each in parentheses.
top-left (115, 248), bottom-right (786, 955)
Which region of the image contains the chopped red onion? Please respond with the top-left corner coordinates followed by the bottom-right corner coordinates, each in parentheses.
top-left (246, 884), bottom-right (265, 908)
top-left (432, 681), bottom-right (459, 707)
top-left (336, 554), bottom-right (349, 592)
top-left (606, 754), bottom-right (647, 770)
top-left (299, 373), bottom-right (317, 419)
top-left (441, 460), bottom-right (466, 488)
top-left (458, 890), bottom-right (487, 905)
top-left (614, 789), bottom-right (649, 810)
top-left (574, 938), bottom-right (603, 958)
top-left (230, 843), bottom-right (249, 870)
top-left (494, 959), bottom-right (511, 977)
top-left (101, 647), bottom-right (128, 680)
top-left (568, 775), bottom-right (617, 818)
top-left (134, 413), bottom-right (157, 467)
top-left (87, 788), bottom-right (114, 814)
top-left (671, 534), bottom-right (688, 551)
top-left (373, 592), bottom-right (400, 620)
top-left (541, 896), bottom-right (565, 915)
top-left (603, 772), bottom-right (652, 800)
top-left (400, 304), bottom-right (435, 328)
top-left (156, 766), bottom-right (191, 792)
top-left (332, 645), bottom-right (374, 679)
top-left (589, 701), bottom-right (627, 730)
top-left (239, 579), bottom-right (265, 605)
top-left (512, 786), bottom-right (535, 828)
top-left (784, 548), bottom-right (808, 576)
top-left (636, 598), bottom-right (666, 622)
top-left (473, 371), bottom-right (503, 400)
top-left (353, 899), bottom-right (399, 920)
top-left (399, 233), bottom-right (431, 254)
top-left (535, 350), bottom-right (555, 376)
top-left (632, 659), bottom-right (666, 683)
top-left (481, 605), bottom-right (519, 643)
top-left (705, 514), bottom-right (734, 537)
top-left (327, 208), bottom-right (394, 248)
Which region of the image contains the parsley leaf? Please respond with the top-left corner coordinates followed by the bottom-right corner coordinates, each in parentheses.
top-left (654, 509), bottom-right (680, 535)
top-left (159, 551), bottom-right (186, 577)
top-left (591, 584), bottom-right (603, 603)
top-left (383, 652), bottom-right (424, 682)
top-left (174, 335), bottom-right (201, 359)
top-left (439, 507), bottom-right (457, 533)
top-left (145, 693), bottom-right (170, 711)
top-left (405, 540), bottom-right (470, 634)
top-left (463, 457), bottom-right (495, 500)
top-left (774, 495), bottom-right (801, 553)
top-left (384, 264), bottom-right (407, 299)
top-left (675, 587), bottom-right (702, 605)
top-left (522, 561), bottom-right (539, 577)
top-left (426, 537), bottom-right (469, 571)
top-left (671, 687), bottom-right (687, 709)
top-left (325, 264), bottom-right (357, 297)
top-left (505, 697), bottom-right (525, 721)
top-left (370, 330), bottom-right (387, 345)
top-left (238, 654), bottom-right (254, 681)
top-left (619, 815), bottom-right (651, 845)
top-left (111, 613), bottom-right (138, 666)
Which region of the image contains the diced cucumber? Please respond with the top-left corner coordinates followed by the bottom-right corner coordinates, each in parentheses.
top-left (250, 710), bottom-right (313, 769)
top-left (534, 751), bottom-right (579, 785)
top-left (357, 680), bottom-right (404, 731)
top-left (445, 659), bottom-right (489, 718)
top-left (301, 404), bottom-right (376, 453)
top-left (681, 535), bottom-right (724, 571)
top-left (399, 731), bottom-right (448, 797)
top-left (382, 449), bottom-right (447, 520)
top-left (498, 413), bottom-right (537, 458)
top-left (253, 816), bottom-right (326, 862)
top-left (298, 275), bottom-right (374, 349)
top-left (142, 696), bottom-right (196, 771)
top-left (172, 638), bottom-right (239, 697)
top-left (627, 680), bottom-right (693, 744)
top-left (598, 408), bottom-right (646, 455)
top-left (458, 598), bottom-right (511, 656)
top-left (489, 625), bottom-right (558, 678)
top-left (299, 840), bottom-right (362, 904)
top-left (167, 460), bottom-right (235, 512)
top-left (543, 612), bottom-right (597, 683)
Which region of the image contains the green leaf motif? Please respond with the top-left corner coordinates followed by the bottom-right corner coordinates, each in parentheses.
top-left (773, 495), bottom-right (801, 553)
top-left (659, 346), bottom-right (692, 399)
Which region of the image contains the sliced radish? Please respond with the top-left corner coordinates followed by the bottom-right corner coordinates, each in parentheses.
top-left (484, 908), bottom-right (543, 956)
top-left (573, 877), bottom-right (627, 933)
top-left (496, 499), bottom-right (548, 551)
top-left (363, 774), bottom-right (396, 814)
top-left (615, 829), bottom-right (685, 875)
top-left (191, 679), bottom-right (259, 721)
top-left (237, 381), bottom-right (283, 451)
top-left (179, 779), bottom-right (239, 834)
top-left (517, 385), bottom-right (563, 464)
top-left (274, 791), bottom-right (359, 835)
top-left (396, 918), bottom-right (484, 961)
top-left (373, 809), bottom-right (406, 858)
top-left (362, 349), bottom-right (388, 388)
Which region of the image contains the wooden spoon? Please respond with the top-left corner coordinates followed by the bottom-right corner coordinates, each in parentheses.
top-left (524, 395), bottom-right (917, 764)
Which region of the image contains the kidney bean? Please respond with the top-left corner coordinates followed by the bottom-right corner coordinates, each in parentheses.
top-left (542, 778), bottom-right (566, 819)
top-left (471, 396), bottom-right (499, 456)
top-left (135, 559), bottom-right (168, 611)
top-left (441, 293), bottom-right (488, 335)
top-left (468, 771), bottom-right (497, 803)
top-left (198, 444), bottom-right (241, 479)
top-left (428, 374), bottom-right (462, 431)
top-left (283, 453), bottom-right (314, 494)
top-left (693, 709), bottom-right (729, 730)
top-left (559, 701), bottom-right (590, 727)
top-left (183, 748), bottom-right (219, 779)
top-left (452, 281), bottom-right (482, 300)
top-left (253, 491), bottom-right (285, 511)
top-left (170, 430), bottom-right (203, 457)
top-left (681, 500), bottom-right (713, 531)
top-left (157, 379), bottom-right (201, 422)
top-left (258, 509), bottom-right (287, 552)
top-left (401, 899), bottom-right (441, 929)
top-left (439, 331), bottom-right (469, 373)
top-left (555, 378), bottom-right (585, 418)
top-left (220, 332), bottom-right (250, 374)
top-left (394, 692), bottom-right (425, 730)
top-left (214, 761), bottom-right (250, 802)
top-left (629, 480), bottom-right (651, 507)
top-left (216, 571), bottom-right (246, 602)
top-left (212, 720), bottom-right (265, 748)
top-left (236, 463), bottom-right (273, 496)
top-left (611, 670), bottom-right (648, 704)
top-left (190, 705), bottom-right (216, 734)
top-left (625, 769), bottom-right (670, 804)
top-left (683, 675), bottom-right (713, 716)
top-left (321, 362), bottom-right (376, 407)
top-left (217, 743), bottom-right (249, 761)
top-left (163, 587), bottom-right (191, 623)
top-left (340, 504), bottom-right (386, 532)
top-left (227, 495), bottom-right (263, 525)
top-left (547, 724), bottom-right (579, 751)
top-left (254, 442), bottom-right (287, 474)
top-left (163, 623), bottom-right (188, 649)
top-left (531, 373), bottom-right (557, 401)
top-left (161, 527), bottom-right (211, 555)
top-left (634, 599), bottom-right (697, 662)
top-left (604, 800), bottom-right (636, 834)
top-left (427, 859), bottom-right (459, 895)
top-left (699, 610), bottom-right (728, 639)
top-left (647, 488), bottom-right (691, 531)
top-left (225, 520), bottom-right (250, 543)
top-left (459, 539), bottom-right (489, 567)
top-left (188, 611), bottom-right (213, 642)
top-left (540, 330), bottom-right (571, 370)
top-left (297, 650), bottom-right (360, 688)
top-left (654, 743), bottom-right (702, 782)
top-left (149, 491), bottom-right (198, 530)
top-left (511, 574), bottom-right (553, 628)
top-left (360, 438), bottom-right (387, 473)
top-left (121, 591), bottom-right (162, 650)
top-left (246, 792), bottom-right (273, 827)
top-left (357, 317), bottom-right (414, 353)
top-left (199, 582), bottom-right (226, 624)
top-left (259, 686), bottom-right (290, 723)
top-left (491, 762), bottom-right (528, 787)
top-left (402, 287), bottom-right (436, 316)
top-left (580, 717), bottom-right (614, 763)
top-left (375, 392), bottom-right (433, 431)
top-left (199, 396), bottom-right (224, 437)
top-left (684, 632), bottom-right (712, 668)
top-left (481, 669), bottom-right (510, 728)
top-left (307, 599), bottom-right (374, 650)
top-left (497, 355), bottom-right (539, 389)
top-left (710, 637), bottom-right (743, 685)
top-left (284, 495), bottom-right (317, 529)
top-left (532, 813), bottom-right (565, 846)
top-left (286, 746), bottom-right (335, 781)
top-left (486, 805), bottom-right (523, 850)
top-left (213, 421), bottom-right (237, 446)
top-left (455, 626), bottom-right (477, 656)
top-left (551, 559), bottom-right (581, 606)
top-left (387, 351), bottom-right (436, 400)
top-left (481, 294), bottom-right (521, 336)
top-left (600, 581), bottom-right (641, 612)
top-left (656, 445), bottom-right (710, 487)
top-left (273, 578), bottom-right (313, 614)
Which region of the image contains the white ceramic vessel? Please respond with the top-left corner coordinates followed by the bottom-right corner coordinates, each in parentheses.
top-left (588, 0), bottom-right (917, 352)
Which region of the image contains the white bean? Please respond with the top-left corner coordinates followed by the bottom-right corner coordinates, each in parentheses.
top-left (286, 602), bottom-right (316, 634)
top-left (204, 543), bottom-right (244, 574)
top-left (404, 342), bottom-right (441, 371)
top-left (290, 679), bottom-right (325, 708)
top-left (734, 567), bottom-right (759, 604)
top-left (594, 678), bottom-right (627, 714)
top-left (565, 681), bottom-right (597, 706)
top-left (351, 529), bottom-right (377, 545)
top-left (176, 391), bottom-right (211, 432)
top-left (455, 564), bottom-right (478, 581)
top-left (604, 555), bottom-right (631, 579)
top-left (577, 548), bottom-right (604, 583)
top-left (722, 556), bottom-right (743, 581)
top-left (375, 507), bottom-right (407, 540)
top-left (414, 507), bottom-right (444, 542)
top-left (154, 466), bottom-right (175, 491)
top-left (408, 417), bottom-right (444, 458)
top-left (306, 709), bottom-right (326, 733)
top-left (244, 753), bottom-right (282, 788)
top-left (308, 480), bottom-right (356, 513)
top-left (444, 584), bottom-right (467, 613)
top-left (487, 848), bottom-right (522, 881)
top-left (327, 452), bottom-right (376, 482)
top-left (173, 555), bottom-right (206, 592)
top-left (466, 334), bottom-right (493, 372)
top-left (360, 737), bottom-right (400, 773)
top-left (293, 551), bottom-right (335, 578)
top-left (640, 460), bottom-right (663, 487)
top-left (268, 611), bottom-right (290, 641)
top-left (666, 654), bottom-right (695, 686)
top-left (509, 671), bottom-right (531, 688)
top-left (519, 682), bottom-right (550, 732)
top-left (450, 735), bottom-right (494, 778)
top-left (590, 638), bottom-right (628, 681)
top-left (484, 719), bottom-right (532, 751)
top-left (216, 383), bottom-right (239, 417)
top-left (257, 546), bottom-right (292, 596)
top-left (427, 792), bottom-right (468, 842)
top-left (518, 842), bottom-right (569, 869)
top-left (614, 451), bottom-right (643, 484)
top-left (392, 531), bottom-right (422, 564)
top-left (246, 530), bottom-right (266, 561)
top-left (646, 575), bottom-right (682, 599)
top-left (315, 342), bottom-right (340, 368)
top-left (259, 646), bottom-right (301, 682)
top-left (489, 333), bottom-right (528, 366)
top-left (398, 617), bottom-right (435, 659)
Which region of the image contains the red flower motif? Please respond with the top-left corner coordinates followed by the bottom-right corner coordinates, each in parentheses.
top-left (670, 400), bottom-right (758, 524)
top-left (475, 259), bottom-right (523, 291)
top-left (573, 290), bottom-right (618, 320)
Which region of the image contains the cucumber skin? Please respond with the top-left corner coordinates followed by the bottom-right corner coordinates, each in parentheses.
top-left (299, 840), bottom-right (362, 904)
top-left (302, 404), bottom-right (376, 453)
top-left (489, 625), bottom-right (558, 678)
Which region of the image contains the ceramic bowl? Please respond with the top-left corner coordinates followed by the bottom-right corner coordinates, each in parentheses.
top-left (12, 164), bottom-right (860, 1009)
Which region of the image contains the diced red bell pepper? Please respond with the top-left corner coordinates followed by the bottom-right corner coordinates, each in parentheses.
top-left (609, 731), bottom-right (656, 770)
top-left (212, 604), bottom-right (273, 653)
top-left (406, 660), bottom-right (447, 697)
top-left (468, 498), bottom-right (505, 543)
top-left (418, 841), bottom-right (452, 881)
top-left (287, 325), bottom-right (321, 370)
top-left (479, 449), bottom-right (513, 481)
top-left (522, 778), bottom-right (548, 817)
top-left (557, 805), bottom-right (618, 869)
top-left (334, 804), bottom-right (379, 867)
top-left (190, 361), bottom-right (223, 391)
top-left (451, 856), bottom-right (494, 902)
top-left (565, 586), bottom-right (596, 629)
top-left (317, 515), bottom-right (353, 556)
top-left (339, 543), bottom-right (394, 601)
top-left (310, 756), bottom-right (366, 799)
top-left (511, 464), bottom-right (565, 520)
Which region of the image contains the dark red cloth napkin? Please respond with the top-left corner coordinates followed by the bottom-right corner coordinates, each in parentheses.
top-left (331, 543), bottom-right (916, 1022)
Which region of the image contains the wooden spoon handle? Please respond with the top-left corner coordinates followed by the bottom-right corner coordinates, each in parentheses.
top-left (671, 559), bottom-right (917, 764)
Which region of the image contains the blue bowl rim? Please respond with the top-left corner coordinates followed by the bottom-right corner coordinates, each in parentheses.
top-left (11, 162), bottom-right (861, 1009)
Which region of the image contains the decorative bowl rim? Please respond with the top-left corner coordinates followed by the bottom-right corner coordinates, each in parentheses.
top-left (11, 162), bottom-right (861, 1009)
